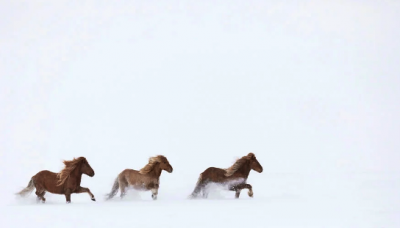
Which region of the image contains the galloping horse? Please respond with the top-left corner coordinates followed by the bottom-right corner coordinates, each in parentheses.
top-left (189, 152), bottom-right (263, 199)
top-left (105, 155), bottom-right (173, 200)
top-left (16, 157), bottom-right (96, 203)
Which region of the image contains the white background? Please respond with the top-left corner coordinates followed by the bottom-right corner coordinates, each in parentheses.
top-left (1, 1), bottom-right (399, 227)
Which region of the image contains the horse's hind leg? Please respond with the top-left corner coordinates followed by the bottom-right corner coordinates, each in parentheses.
top-left (201, 184), bottom-right (210, 198)
top-left (34, 183), bottom-right (46, 203)
top-left (119, 178), bottom-right (128, 199)
top-left (202, 189), bottom-right (209, 199)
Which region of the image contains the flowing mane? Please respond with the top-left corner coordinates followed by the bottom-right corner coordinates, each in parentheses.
top-left (224, 153), bottom-right (254, 176)
top-left (139, 155), bottom-right (167, 174)
top-left (57, 157), bottom-right (86, 186)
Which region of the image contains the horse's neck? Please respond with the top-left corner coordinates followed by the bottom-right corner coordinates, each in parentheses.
top-left (237, 161), bottom-right (252, 178)
top-left (70, 163), bottom-right (82, 183)
top-left (149, 163), bottom-right (162, 179)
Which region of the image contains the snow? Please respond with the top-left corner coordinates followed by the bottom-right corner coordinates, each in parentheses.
top-left (2, 172), bottom-right (399, 228)
top-left (1, 1), bottom-right (400, 228)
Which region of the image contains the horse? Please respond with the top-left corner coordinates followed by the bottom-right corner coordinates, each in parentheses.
top-left (16, 157), bottom-right (96, 203)
top-left (189, 152), bottom-right (263, 199)
top-left (105, 155), bottom-right (173, 200)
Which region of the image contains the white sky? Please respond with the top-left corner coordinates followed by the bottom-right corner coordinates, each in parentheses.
top-left (1, 1), bottom-right (400, 180)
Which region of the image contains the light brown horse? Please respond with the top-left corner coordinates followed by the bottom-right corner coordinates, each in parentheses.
top-left (16, 157), bottom-right (95, 203)
top-left (105, 155), bottom-right (173, 200)
top-left (189, 152), bottom-right (263, 199)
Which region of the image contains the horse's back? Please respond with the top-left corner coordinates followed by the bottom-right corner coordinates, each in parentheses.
top-left (200, 167), bottom-right (227, 182)
top-left (119, 169), bottom-right (139, 181)
top-left (32, 170), bottom-right (57, 179)
top-left (202, 167), bottom-right (225, 175)
top-left (119, 168), bottom-right (139, 176)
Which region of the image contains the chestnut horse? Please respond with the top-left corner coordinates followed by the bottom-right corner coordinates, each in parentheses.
top-left (105, 155), bottom-right (173, 200)
top-left (16, 157), bottom-right (95, 203)
top-left (189, 152), bottom-right (263, 199)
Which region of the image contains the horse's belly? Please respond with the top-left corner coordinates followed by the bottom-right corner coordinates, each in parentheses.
top-left (132, 185), bottom-right (148, 191)
top-left (129, 180), bottom-right (157, 191)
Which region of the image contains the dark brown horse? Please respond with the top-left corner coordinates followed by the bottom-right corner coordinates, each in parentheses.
top-left (16, 157), bottom-right (95, 203)
top-left (189, 152), bottom-right (263, 199)
top-left (105, 155), bottom-right (173, 200)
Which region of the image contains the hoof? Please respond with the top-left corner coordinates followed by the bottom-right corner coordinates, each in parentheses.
top-left (248, 190), bottom-right (254, 198)
top-left (66, 201), bottom-right (71, 204)
top-left (91, 198), bottom-right (96, 201)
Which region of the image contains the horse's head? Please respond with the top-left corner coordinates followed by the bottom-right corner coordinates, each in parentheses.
top-left (248, 153), bottom-right (263, 173)
top-left (80, 158), bottom-right (95, 177)
top-left (159, 156), bottom-right (173, 173)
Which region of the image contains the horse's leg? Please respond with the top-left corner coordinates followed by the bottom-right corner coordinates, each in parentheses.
top-left (151, 188), bottom-right (158, 200)
top-left (230, 184), bottom-right (253, 198)
top-left (190, 185), bottom-right (203, 198)
top-left (245, 184), bottom-right (253, 197)
top-left (35, 191), bottom-right (45, 203)
top-left (39, 191), bottom-right (46, 202)
top-left (75, 186), bottom-right (96, 201)
top-left (202, 189), bottom-right (209, 199)
top-left (190, 175), bottom-right (207, 199)
top-left (230, 186), bottom-right (241, 198)
top-left (65, 189), bottom-right (72, 203)
top-left (119, 179), bottom-right (128, 199)
top-left (34, 183), bottom-right (46, 203)
top-left (201, 183), bottom-right (210, 199)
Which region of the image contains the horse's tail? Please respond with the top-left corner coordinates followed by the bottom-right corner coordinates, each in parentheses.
top-left (15, 179), bottom-right (35, 197)
top-left (189, 174), bottom-right (204, 198)
top-left (105, 177), bottom-right (119, 200)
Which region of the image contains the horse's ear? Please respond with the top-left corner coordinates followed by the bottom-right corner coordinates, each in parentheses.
top-left (248, 153), bottom-right (255, 159)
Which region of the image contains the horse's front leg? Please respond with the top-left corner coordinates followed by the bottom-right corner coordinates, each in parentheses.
top-left (150, 183), bottom-right (159, 200)
top-left (229, 185), bottom-right (242, 198)
top-left (245, 184), bottom-right (253, 197)
top-left (239, 184), bottom-right (253, 197)
top-left (65, 189), bottom-right (72, 203)
top-left (151, 188), bottom-right (158, 200)
top-left (230, 184), bottom-right (253, 198)
top-left (75, 186), bottom-right (96, 201)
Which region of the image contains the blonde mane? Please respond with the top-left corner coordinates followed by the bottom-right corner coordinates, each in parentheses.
top-left (139, 155), bottom-right (167, 174)
top-left (57, 157), bottom-right (86, 186)
top-left (224, 153), bottom-right (254, 176)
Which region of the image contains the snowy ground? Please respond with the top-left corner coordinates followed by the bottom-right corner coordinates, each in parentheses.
top-left (1, 1), bottom-right (400, 228)
top-left (2, 171), bottom-right (399, 228)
